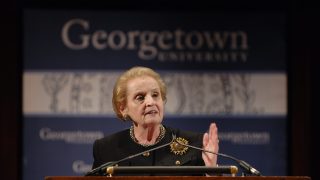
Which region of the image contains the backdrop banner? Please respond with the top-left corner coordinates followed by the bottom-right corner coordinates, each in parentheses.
top-left (23, 10), bottom-right (287, 180)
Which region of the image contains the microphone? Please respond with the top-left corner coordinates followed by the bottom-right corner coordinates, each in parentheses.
top-left (172, 139), bottom-right (261, 176)
top-left (85, 133), bottom-right (177, 176)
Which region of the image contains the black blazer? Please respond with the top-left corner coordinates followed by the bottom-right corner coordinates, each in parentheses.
top-left (91, 126), bottom-right (205, 175)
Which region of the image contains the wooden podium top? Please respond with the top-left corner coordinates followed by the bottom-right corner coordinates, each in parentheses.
top-left (45, 176), bottom-right (311, 180)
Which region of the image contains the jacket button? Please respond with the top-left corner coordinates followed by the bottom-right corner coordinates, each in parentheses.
top-left (175, 160), bottom-right (181, 166)
top-left (142, 152), bottom-right (150, 157)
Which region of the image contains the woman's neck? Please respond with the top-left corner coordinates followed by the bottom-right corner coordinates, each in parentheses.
top-left (133, 124), bottom-right (161, 145)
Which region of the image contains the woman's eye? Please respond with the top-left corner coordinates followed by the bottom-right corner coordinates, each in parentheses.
top-left (136, 95), bottom-right (144, 101)
top-left (152, 93), bottom-right (159, 97)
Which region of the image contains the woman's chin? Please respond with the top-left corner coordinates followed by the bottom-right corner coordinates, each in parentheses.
top-left (143, 119), bottom-right (162, 126)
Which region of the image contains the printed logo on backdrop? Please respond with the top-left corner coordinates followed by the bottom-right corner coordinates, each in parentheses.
top-left (61, 19), bottom-right (248, 63)
top-left (72, 160), bottom-right (92, 174)
top-left (24, 72), bottom-right (286, 116)
top-left (39, 128), bottom-right (104, 144)
top-left (219, 131), bottom-right (270, 145)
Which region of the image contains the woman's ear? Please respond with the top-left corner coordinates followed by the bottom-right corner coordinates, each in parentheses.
top-left (119, 104), bottom-right (127, 117)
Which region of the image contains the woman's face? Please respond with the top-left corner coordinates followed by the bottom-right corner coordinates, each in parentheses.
top-left (121, 76), bottom-right (164, 127)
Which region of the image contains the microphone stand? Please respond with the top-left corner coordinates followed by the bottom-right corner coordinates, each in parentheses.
top-left (174, 140), bottom-right (261, 176)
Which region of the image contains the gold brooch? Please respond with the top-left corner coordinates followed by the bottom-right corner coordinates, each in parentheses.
top-left (170, 137), bottom-right (189, 155)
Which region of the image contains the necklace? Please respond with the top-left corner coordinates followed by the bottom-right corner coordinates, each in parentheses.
top-left (130, 124), bottom-right (166, 147)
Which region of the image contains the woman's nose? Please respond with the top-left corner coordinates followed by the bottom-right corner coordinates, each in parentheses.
top-left (145, 95), bottom-right (155, 106)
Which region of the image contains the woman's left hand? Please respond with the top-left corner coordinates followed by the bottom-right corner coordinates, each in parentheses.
top-left (202, 123), bottom-right (219, 167)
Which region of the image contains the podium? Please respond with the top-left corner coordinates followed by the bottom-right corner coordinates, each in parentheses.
top-left (45, 176), bottom-right (311, 180)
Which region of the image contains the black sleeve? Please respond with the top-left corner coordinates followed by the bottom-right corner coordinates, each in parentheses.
top-left (92, 139), bottom-right (104, 169)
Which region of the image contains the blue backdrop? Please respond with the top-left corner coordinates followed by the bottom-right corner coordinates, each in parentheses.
top-left (23, 10), bottom-right (287, 180)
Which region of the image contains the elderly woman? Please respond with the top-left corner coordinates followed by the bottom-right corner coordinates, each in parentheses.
top-left (91, 66), bottom-right (219, 175)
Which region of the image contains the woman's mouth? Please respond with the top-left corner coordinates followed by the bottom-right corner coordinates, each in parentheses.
top-left (145, 110), bottom-right (158, 115)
